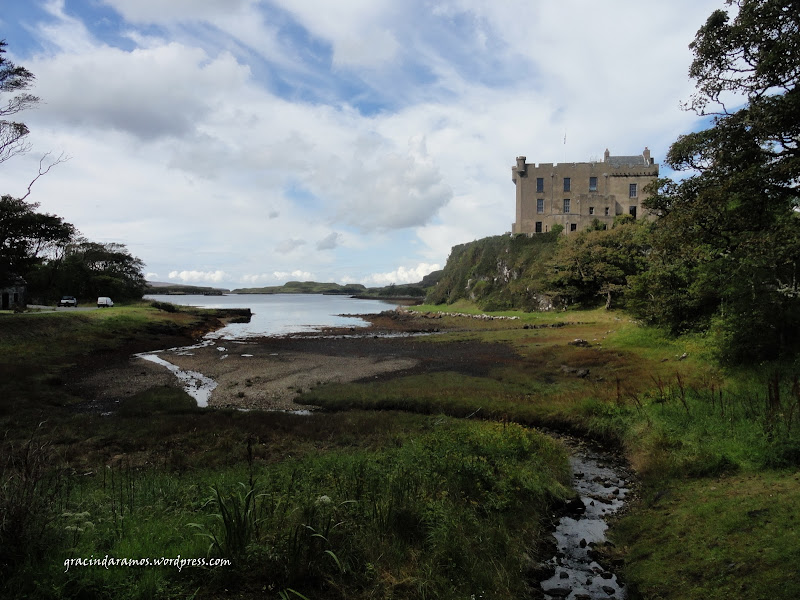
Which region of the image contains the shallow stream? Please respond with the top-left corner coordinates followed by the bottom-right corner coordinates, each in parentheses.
top-left (540, 438), bottom-right (631, 599)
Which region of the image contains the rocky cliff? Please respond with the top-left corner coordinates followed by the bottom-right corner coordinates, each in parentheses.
top-left (425, 232), bottom-right (559, 311)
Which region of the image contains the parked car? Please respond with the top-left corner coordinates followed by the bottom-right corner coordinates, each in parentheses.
top-left (97, 297), bottom-right (114, 308)
top-left (58, 296), bottom-right (78, 307)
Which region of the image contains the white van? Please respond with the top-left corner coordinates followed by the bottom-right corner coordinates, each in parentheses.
top-left (97, 297), bottom-right (114, 308)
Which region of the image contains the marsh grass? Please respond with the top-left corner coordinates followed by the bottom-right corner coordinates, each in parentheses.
top-left (5, 301), bottom-right (800, 599)
top-left (3, 415), bottom-right (572, 600)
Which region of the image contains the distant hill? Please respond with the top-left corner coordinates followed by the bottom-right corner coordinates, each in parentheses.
top-left (231, 281), bottom-right (368, 295)
top-left (145, 282), bottom-right (230, 295)
top-left (232, 274), bottom-right (444, 299)
top-left (147, 272), bottom-right (444, 300)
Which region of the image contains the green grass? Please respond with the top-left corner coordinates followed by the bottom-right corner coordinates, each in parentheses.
top-left (614, 471), bottom-right (800, 600)
top-left (4, 301), bottom-right (800, 598)
top-left (3, 414), bottom-right (572, 600)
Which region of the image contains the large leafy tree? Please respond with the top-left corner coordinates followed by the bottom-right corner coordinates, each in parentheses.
top-left (547, 220), bottom-right (652, 309)
top-left (633, 0), bottom-right (800, 362)
top-left (0, 195), bottom-right (74, 285)
top-left (28, 240), bottom-right (147, 303)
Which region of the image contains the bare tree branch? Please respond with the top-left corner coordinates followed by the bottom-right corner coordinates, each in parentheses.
top-left (19, 152), bottom-right (71, 201)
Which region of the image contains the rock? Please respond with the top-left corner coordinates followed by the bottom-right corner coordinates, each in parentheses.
top-left (559, 571), bottom-right (569, 579)
top-left (602, 585), bottom-right (616, 595)
top-left (568, 338), bottom-right (591, 347)
top-left (575, 595), bottom-right (592, 600)
top-left (543, 587), bottom-right (572, 598)
top-left (579, 538), bottom-right (587, 548)
top-left (576, 368), bottom-right (590, 378)
top-left (564, 496), bottom-right (586, 514)
top-left (600, 571), bottom-right (614, 579)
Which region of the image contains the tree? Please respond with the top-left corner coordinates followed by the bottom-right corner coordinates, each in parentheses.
top-left (0, 40), bottom-right (39, 165)
top-left (28, 239), bottom-right (147, 303)
top-left (635, 0), bottom-right (800, 362)
top-left (0, 195), bottom-right (74, 284)
top-left (547, 221), bottom-right (652, 309)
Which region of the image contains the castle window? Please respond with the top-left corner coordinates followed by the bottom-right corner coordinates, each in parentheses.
top-left (589, 206), bottom-right (595, 215)
top-left (563, 199), bottom-right (571, 213)
top-left (535, 221), bottom-right (542, 233)
top-left (570, 223), bottom-right (577, 232)
top-left (629, 206), bottom-right (637, 219)
top-left (563, 177), bottom-right (571, 192)
top-left (604, 207), bottom-right (610, 216)
top-left (536, 177), bottom-right (544, 192)
top-left (589, 177), bottom-right (597, 192)
top-left (536, 199), bottom-right (544, 214)
top-left (629, 183), bottom-right (638, 197)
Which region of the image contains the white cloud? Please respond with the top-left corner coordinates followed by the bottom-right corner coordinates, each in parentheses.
top-left (169, 270), bottom-right (228, 284)
top-left (363, 263), bottom-right (440, 286)
top-left (145, 272), bottom-right (159, 280)
top-left (31, 43), bottom-right (250, 140)
top-left (241, 270), bottom-right (316, 284)
top-left (273, 270), bottom-right (315, 281)
top-left (271, 0), bottom-right (398, 68)
top-left (3, 0), bottom-right (724, 291)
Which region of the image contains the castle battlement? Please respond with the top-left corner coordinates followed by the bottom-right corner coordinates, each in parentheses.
top-left (511, 148), bottom-right (659, 235)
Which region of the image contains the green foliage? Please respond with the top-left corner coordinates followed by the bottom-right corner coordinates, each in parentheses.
top-left (546, 221), bottom-right (652, 309)
top-left (2, 416), bottom-right (571, 600)
top-left (0, 195), bottom-right (74, 283)
top-left (28, 239), bottom-right (147, 303)
top-left (425, 233), bottom-right (559, 310)
top-left (627, 0), bottom-right (800, 363)
top-left (0, 431), bottom-right (66, 580)
top-left (190, 482), bottom-right (259, 558)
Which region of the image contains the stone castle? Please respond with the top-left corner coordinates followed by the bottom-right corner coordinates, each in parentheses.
top-left (511, 148), bottom-right (659, 234)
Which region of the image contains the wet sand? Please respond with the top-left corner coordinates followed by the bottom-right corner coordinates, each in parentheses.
top-left (158, 340), bottom-right (419, 411)
top-left (71, 310), bottom-right (521, 412)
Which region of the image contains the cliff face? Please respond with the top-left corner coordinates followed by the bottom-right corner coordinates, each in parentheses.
top-left (425, 233), bottom-right (559, 311)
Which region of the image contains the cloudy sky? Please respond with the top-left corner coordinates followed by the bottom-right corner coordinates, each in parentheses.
top-left (1, 0), bottom-right (721, 289)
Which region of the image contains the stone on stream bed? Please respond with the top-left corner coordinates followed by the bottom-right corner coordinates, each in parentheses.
top-left (540, 438), bottom-right (632, 600)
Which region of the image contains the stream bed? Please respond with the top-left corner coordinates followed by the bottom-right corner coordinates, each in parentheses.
top-left (540, 437), bottom-right (632, 599)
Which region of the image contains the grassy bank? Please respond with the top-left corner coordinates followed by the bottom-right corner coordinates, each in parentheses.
top-left (1, 305), bottom-right (573, 599)
top-left (302, 304), bottom-right (800, 599)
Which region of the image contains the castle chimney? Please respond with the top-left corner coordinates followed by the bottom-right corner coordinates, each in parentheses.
top-left (516, 156), bottom-right (527, 173)
top-left (603, 148), bottom-right (610, 162)
top-left (643, 147), bottom-right (651, 165)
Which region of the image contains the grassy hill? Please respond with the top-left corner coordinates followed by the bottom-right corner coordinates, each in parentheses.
top-left (145, 281), bottom-right (230, 295)
top-left (231, 280), bottom-right (368, 294)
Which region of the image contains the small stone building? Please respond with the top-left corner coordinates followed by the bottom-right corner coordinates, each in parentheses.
top-left (511, 148), bottom-right (659, 234)
top-left (1, 276), bottom-right (27, 310)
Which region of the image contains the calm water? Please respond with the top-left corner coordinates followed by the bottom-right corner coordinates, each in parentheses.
top-left (144, 293), bottom-right (400, 339)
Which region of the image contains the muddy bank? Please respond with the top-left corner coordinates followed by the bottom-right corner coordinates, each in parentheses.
top-left (70, 311), bottom-right (521, 412)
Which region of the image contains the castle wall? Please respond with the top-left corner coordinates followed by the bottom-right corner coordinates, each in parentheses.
top-left (511, 150), bottom-right (659, 234)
